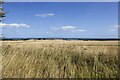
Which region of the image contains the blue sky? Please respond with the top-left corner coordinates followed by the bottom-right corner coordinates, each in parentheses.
top-left (1, 2), bottom-right (118, 38)
top-left (5, 0), bottom-right (120, 2)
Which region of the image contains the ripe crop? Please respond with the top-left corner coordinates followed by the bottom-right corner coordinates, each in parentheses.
top-left (1, 40), bottom-right (118, 78)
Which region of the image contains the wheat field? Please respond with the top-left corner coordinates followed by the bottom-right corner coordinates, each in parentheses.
top-left (1, 40), bottom-right (119, 78)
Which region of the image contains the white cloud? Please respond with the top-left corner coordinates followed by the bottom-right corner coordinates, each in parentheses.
top-left (0, 23), bottom-right (30, 28)
top-left (110, 25), bottom-right (119, 31)
top-left (51, 26), bottom-right (86, 32)
top-left (61, 26), bottom-right (76, 31)
top-left (113, 25), bottom-right (120, 28)
top-left (35, 13), bottom-right (55, 17)
top-left (86, 13), bottom-right (90, 15)
top-left (75, 29), bottom-right (86, 32)
top-left (16, 30), bottom-right (20, 33)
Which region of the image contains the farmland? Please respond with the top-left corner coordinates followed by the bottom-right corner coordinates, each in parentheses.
top-left (1, 40), bottom-right (119, 78)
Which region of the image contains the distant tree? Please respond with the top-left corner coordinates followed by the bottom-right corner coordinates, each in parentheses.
top-left (0, 0), bottom-right (5, 39)
top-left (0, 0), bottom-right (5, 22)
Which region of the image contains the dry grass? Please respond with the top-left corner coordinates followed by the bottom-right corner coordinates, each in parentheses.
top-left (1, 40), bottom-right (119, 78)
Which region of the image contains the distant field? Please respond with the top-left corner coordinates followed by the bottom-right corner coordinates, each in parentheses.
top-left (1, 40), bottom-right (119, 78)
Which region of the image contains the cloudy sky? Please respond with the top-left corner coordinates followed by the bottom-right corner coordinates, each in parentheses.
top-left (1, 2), bottom-right (118, 38)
